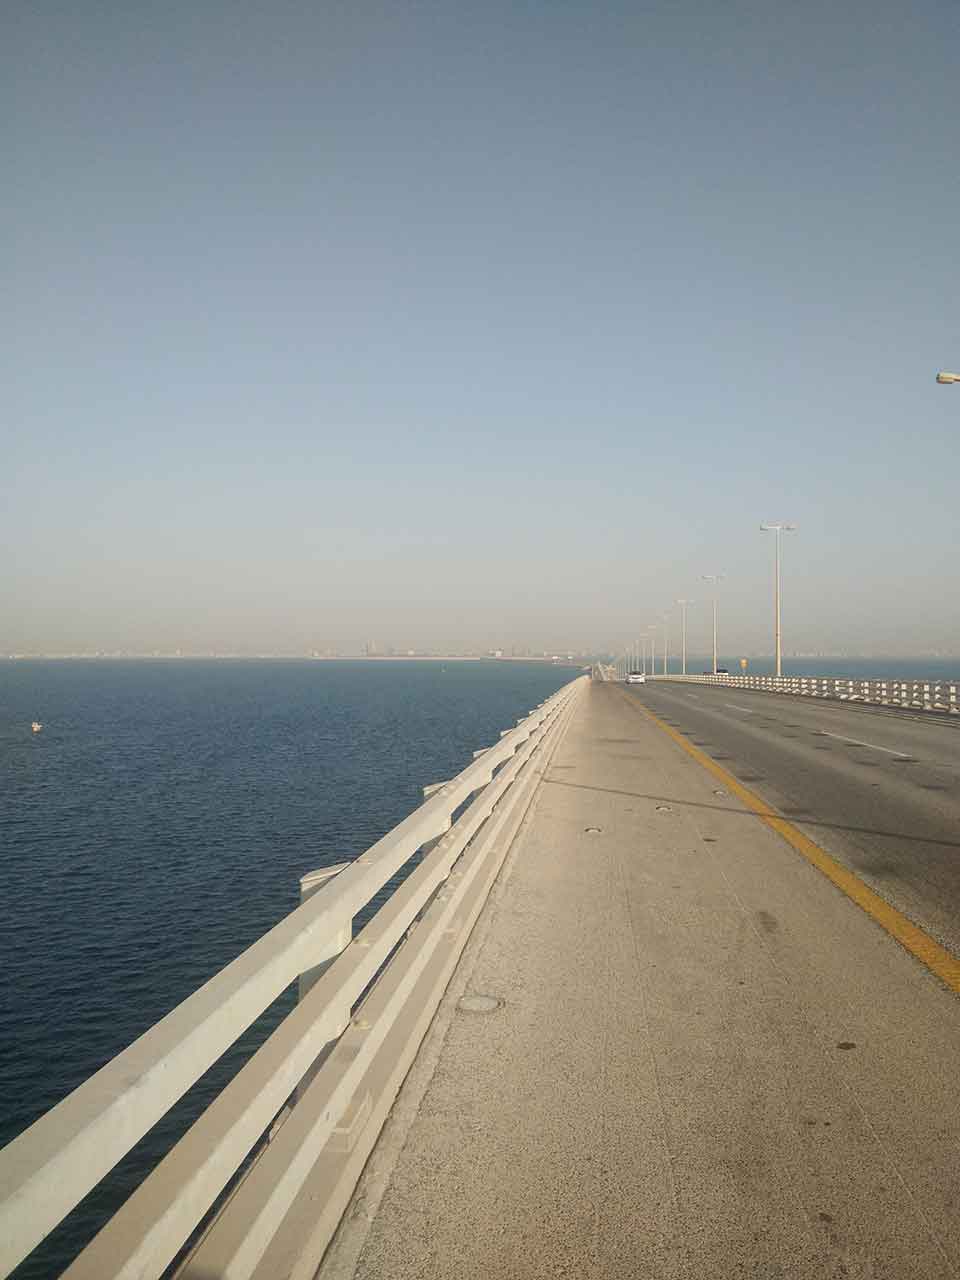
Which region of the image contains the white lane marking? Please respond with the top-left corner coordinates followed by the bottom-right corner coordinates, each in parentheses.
top-left (687, 693), bottom-right (699, 699)
top-left (819, 731), bottom-right (912, 759)
top-left (724, 703), bottom-right (755, 714)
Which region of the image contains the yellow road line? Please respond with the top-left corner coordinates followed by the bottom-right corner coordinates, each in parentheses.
top-left (619, 688), bottom-right (960, 994)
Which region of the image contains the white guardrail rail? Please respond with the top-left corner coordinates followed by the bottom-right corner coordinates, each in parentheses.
top-left (651, 672), bottom-right (959, 714)
top-left (0, 675), bottom-right (586, 1280)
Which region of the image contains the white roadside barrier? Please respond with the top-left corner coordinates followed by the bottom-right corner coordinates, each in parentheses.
top-left (651, 673), bottom-right (959, 714)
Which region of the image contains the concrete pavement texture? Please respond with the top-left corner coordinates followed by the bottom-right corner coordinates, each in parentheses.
top-left (321, 682), bottom-right (960, 1280)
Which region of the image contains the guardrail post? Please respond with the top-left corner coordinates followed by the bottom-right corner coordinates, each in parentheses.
top-left (417, 782), bottom-right (461, 869)
top-left (294, 863), bottom-right (352, 1104)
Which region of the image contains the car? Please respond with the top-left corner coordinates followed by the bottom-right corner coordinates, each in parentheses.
top-left (626, 671), bottom-right (646, 684)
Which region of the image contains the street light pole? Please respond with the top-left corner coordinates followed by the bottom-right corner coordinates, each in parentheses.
top-left (760, 523), bottom-right (796, 678)
top-left (647, 626), bottom-right (657, 677)
top-left (662, 614), bottom-right (669, 675)
top-left (676, 600), bottom-right (693, 676)
top-left (701, 575), bottom-right (723, 675)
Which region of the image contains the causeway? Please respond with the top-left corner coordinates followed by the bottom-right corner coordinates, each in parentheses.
top-left (321, 680), bottom-right (960, 1280)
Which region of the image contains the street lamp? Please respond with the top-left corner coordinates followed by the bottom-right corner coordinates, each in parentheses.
top-left (646, 625), bottom-right (657, 677)
top-left (936, 371), bottom-right (960, 384)
top-left (701, 575), bottom-right (724, 675)
top-left (676, 600), bottom-right (694, 676)
top-left (661, 613), bottom-right (669, 675)
top-left (760, 523), bottom-right (796, 678)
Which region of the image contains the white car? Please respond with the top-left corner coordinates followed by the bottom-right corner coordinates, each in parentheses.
top-left (625, 671), bottom-right (646, 684)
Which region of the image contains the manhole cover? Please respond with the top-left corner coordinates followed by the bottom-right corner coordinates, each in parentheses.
top-left (457, 994), bottom-right (503, 1014)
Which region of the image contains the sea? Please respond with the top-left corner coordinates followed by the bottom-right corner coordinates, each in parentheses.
top-left (0, 658), bottom-right (581, 1278)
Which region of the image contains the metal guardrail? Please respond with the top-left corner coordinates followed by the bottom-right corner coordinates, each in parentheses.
top-left (651, 673), bottom-right (959, 714)
top-left (0, 675), bottom-right (586, 1280)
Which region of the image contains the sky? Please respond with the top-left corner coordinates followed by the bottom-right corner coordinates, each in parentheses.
top-left (5, 0), bottom-right (959, 657)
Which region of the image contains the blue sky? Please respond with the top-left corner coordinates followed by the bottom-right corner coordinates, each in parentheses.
top-left (5, 0), bottom-right (959, 655)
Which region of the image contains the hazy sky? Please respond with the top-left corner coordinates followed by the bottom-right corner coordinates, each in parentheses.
top-left (6, 1), bottom-right (959, 655)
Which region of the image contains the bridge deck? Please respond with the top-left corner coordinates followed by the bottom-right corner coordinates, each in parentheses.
top-left (320, 681), bottom-right (960, 1280)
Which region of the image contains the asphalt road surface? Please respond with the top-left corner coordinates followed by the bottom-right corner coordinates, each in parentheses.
top-left (627, 680), bottom-right (960, 957)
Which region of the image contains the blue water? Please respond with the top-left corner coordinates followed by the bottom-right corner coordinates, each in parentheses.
top-left (0, 659), bottom-right (579, 1277)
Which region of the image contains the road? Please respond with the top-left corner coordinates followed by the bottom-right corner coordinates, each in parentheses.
top-left (329, 682), bottom-right (960, 1279)
top-left (628, 679), bottom-right (960, 957)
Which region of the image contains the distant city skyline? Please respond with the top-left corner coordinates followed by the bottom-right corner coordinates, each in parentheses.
top-left (6, 2), bottom-right (958, 657)
top-left (4, 644), bottom-right (960, 663)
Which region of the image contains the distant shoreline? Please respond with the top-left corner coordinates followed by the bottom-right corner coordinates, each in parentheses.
top-left (0, 654), bottom-right (587, 665)
top-left (3, 654), bottom-right (959, 667)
